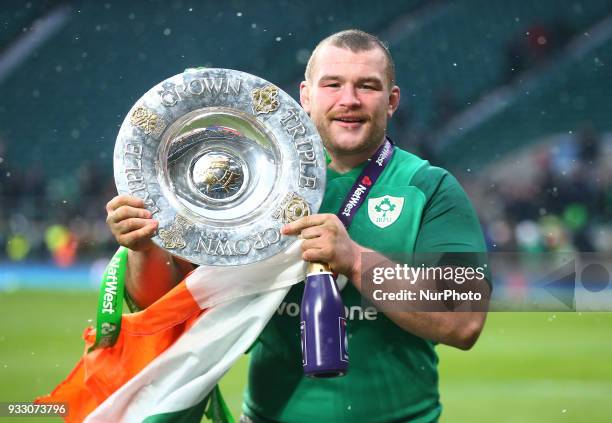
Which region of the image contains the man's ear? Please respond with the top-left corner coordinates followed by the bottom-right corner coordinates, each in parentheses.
top-left (300, 81), bottom-right (311, 114)
top-left (387, 85), bottom-right (400, 118)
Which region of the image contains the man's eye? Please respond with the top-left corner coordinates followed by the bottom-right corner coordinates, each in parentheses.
top-left (326, 83), bottom-right (340, 88)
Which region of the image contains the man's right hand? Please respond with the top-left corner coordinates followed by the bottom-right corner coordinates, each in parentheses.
top-left (105, 195), bottom-right (158, 251)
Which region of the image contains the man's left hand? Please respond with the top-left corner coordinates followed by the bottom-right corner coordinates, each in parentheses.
top-left (282, 213), bottom-right (362, 279)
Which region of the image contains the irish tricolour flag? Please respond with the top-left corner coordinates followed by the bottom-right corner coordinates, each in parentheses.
top-left (37, 244), bottom-right (305, 422)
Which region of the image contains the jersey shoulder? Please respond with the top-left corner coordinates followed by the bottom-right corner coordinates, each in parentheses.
top-left (388, 147), bottom-right (453, 196)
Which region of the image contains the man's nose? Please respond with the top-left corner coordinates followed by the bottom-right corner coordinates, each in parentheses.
top-left (337, 85), bottom-right (360, 108)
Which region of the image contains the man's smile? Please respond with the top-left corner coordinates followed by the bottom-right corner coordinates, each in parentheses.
top-left (331, 114), bottom-right (368, 129)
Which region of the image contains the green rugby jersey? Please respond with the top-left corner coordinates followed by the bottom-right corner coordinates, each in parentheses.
top-left (243, 146), bottom-right (487, 423)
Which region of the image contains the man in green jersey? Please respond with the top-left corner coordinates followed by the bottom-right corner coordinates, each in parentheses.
top-left (106, 29), bottom-right (489, 423)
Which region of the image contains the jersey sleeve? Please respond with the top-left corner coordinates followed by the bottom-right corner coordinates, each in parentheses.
top-left (411, 166), bottom-right (489, 277)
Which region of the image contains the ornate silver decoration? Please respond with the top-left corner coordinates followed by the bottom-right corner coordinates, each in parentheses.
top-left (114, 69), bottom-right (325, 265)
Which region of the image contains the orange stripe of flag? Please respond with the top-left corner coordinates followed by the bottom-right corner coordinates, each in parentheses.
top-left (36, 281), bottom-right (204, 422)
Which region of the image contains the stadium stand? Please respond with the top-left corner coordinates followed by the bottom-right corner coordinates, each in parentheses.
top-left (1, 0), bottom-right (611, 268)
top-left (439, 38), bottom-right (612, 169)
top-left (1, 0), bottom-right (425, 177)
top-left (390, 0), bottom-right (611, 132)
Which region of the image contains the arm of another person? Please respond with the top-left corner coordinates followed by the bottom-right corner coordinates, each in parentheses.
top-left (281, 174), bottom-right (490, 350)
top-left (106, 195), bottom-right (195, 310)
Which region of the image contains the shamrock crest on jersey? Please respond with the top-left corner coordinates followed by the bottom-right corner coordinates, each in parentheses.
top-left (368, 195), bottom-right (404, 228)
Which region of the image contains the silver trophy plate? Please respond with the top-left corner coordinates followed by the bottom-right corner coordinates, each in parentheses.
top-left (114, 68), bottom-right (325, 265)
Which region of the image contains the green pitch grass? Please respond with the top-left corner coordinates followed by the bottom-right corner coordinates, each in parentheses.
top-left (1, 290), bottom-right (611, 422)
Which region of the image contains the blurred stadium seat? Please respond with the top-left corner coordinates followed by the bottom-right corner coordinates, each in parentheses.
top-left (0, 0), bottom-right (611, 272)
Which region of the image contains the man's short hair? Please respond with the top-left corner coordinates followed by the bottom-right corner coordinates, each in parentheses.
top-left (305, 29), bottom-right (396, 89)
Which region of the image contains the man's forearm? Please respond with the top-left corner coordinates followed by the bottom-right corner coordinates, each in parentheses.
top-left (125, 246), bottom-right (194, 310)
top-left (384, 309), bottom-right (487, 350)
top-left (349, 247), bottom-right (490, 350)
